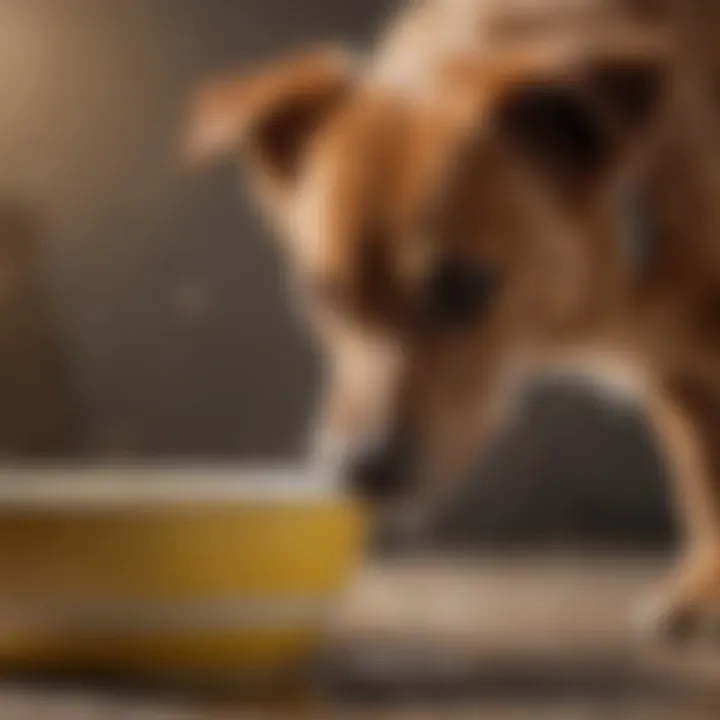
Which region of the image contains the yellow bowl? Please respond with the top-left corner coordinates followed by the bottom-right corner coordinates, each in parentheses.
top-left (0, 468), bottom-right (365, 678)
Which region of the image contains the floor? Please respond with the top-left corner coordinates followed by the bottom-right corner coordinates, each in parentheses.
top-left (0, 554), bottom-right (718, 718)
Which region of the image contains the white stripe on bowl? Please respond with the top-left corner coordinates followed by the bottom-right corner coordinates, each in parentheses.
top-left (0, 466), bottom-right (349, 507)
top-left (0, 595), bottom-right (339, 634)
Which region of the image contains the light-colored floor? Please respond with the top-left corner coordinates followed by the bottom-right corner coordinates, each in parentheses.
top-left (0, 695), bottom-right (717, 720)
top-left (1, 554), bottom-right (719, 718)
top-left (334, 554), bottom-right (720, 680)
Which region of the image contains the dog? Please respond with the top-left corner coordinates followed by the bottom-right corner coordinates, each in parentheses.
top-left (183, 0), bottom-right (720, 637)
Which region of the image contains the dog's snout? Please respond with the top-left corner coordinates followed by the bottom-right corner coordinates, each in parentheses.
top-left (345, 438), bottom-right (413, 501)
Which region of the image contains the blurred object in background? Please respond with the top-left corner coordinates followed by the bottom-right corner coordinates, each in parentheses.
top-left (0, 198), bottom-right (81, 457)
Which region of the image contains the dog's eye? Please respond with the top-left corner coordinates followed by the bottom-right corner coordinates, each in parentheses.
top-left (428, 260), bottom-right (500, 326)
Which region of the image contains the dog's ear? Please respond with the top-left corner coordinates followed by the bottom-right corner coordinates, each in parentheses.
top-left (444, 31), bottom-right (669, 191)
top-left (183, 47), bottom-right (355, 195)
top-left (497, 52), bottom-right (667, 185)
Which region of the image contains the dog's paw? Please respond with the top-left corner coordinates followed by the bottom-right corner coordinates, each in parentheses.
top-left (634, 593), bottom-right (701, 644)
top-left (635, 555), bottom-right (720, 645)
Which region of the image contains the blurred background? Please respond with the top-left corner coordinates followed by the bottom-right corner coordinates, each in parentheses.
top-left (0, 0), bottom-right (678, 549)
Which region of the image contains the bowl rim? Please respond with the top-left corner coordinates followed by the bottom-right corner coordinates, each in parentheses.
top-left (0, 465), bottom-right (347, 507)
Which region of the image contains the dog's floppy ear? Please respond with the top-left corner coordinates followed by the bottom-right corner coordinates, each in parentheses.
top-left (498, 47), bottom-right (667, 184)
top-left (445, 31), bottom-right (669, 191)
top-left (183, 47), bottom-right (355, 194)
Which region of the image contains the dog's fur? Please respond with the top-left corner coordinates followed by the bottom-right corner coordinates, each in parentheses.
top-left (185, 0), bottom-right (720, 634)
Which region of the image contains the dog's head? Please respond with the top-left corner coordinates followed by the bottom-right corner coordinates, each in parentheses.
top-left (184, 34), bottom-right (667, 507)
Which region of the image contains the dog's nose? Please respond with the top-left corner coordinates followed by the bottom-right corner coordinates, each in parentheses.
top-left (345, 439), bottom-right (412, 501)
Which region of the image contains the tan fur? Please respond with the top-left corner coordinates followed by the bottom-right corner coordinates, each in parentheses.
top-left (185, 0), bottom-right (720, 632)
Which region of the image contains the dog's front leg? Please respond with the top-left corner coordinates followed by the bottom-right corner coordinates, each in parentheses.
top-left (639, 381), bottom-right (720, 640)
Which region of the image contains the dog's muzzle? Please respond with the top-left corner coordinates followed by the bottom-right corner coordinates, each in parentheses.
top-left (343, 433), bottom-right (416, 502)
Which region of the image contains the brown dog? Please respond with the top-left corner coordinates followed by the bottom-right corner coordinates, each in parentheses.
top-left (184, 0), bottom-right (720, 636)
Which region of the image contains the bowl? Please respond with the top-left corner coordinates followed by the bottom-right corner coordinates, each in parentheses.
top-left (0, 467), bottom-right (365, 679)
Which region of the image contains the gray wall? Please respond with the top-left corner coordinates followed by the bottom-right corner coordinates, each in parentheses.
top-left (0, 0), bottom-right (674, 545)
top-left (0, 0), bottom-right (386, 457)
